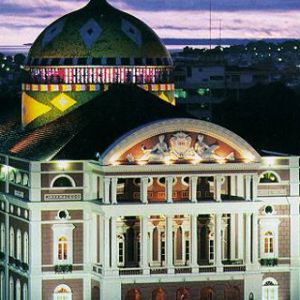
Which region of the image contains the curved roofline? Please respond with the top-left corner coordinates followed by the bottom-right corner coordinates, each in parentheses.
top-left (101, 118), bottom-right (261, 165)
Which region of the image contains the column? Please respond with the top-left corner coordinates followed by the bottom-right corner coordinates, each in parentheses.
top-left (110, 217), bottom-right (117, 270)
top-left (214, 176), bottom-right (222, 202)
top-left (102, 216), bottom-right (110, 270)
top-left (140, 216), bottom-right (149, 274)
top-left (166, 176), bottom-right (173, 203)
top-left (245, 213), bottom-right (251, 265)
top-left (245, 175), bottom-right (251, 200)
top-left (140, 177), bottom-right (148, 204)
top-left (111, 178), bottom-right (118, 204)
top-left (252, 174), bottom-right (259, 201)
top-left (166, 215), bottom-right (174, 273)
top-left (237, 213), bottom-right (244, 261)
top-left (230, 214), bottom-right (236, 260)
top-left (215, 213), bottom-right (222, 268)
top-left (230, 175), bottom-right (237, 196)
top-left (190, 214), bottom-right (198, 272)
top-left (190, 176), bottom-right (198, 202)
top-left (237, 175), bottom-right (244, 198)
top-left (252, 213), bottom-right (258, 265)
top-left (103, 177), bottom-right (110, 204)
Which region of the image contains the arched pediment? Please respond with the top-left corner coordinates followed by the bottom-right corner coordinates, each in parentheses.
top-left (101, 118), bottom-right (261, 165)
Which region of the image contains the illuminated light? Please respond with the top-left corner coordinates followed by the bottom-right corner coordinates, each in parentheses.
top-left (137, 160), bottom-right (147, 166)
top-left (57, 161), bottom-right (69, 170)
top-left (294, 46), bottom-right (298, 50)
top-left (262, 157), bottom-right (277, 166)
top-left (278, 58), bottom-right (282, 62)
top-left (191, 159), bottom-right (202, 165)
top-left (217, 158), bottom-right (226, 164)
top-left (111, 161), bottom-right (120, 166)
top-left (164, 156), bottom-right (172, 165)
top-left (6, 67), bottom-right (10, 71)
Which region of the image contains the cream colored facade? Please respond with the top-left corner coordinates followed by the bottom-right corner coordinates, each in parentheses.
top-left (0, 118), bottom-right (299, 300)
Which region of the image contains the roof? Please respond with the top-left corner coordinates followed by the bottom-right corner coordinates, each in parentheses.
top-left (0, 85), bottom-right (189, 161)
top-left (28, 0), bottom-right (171, 64)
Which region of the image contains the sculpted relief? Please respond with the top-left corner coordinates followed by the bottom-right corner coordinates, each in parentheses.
top-left (125, 132), bottom-right (236, 164)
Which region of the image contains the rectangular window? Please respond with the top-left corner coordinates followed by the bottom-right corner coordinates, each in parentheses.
top-left (161, 240), bottom-right (165, 262)
top-left (118, 242), bottom-right (124, 264)
top-left (209, 240), bottom-right (214, 260)
top-left (185, 240), bottom-right (190, 261)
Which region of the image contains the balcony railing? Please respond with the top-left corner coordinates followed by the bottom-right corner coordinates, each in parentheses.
top-left (198, 266), bottom-right (217, 273)
top-left (150, 267), bottom-right (168, 275)
top-left (119, 268), bottom-right (143, 276)
top-left (174, 267), bottom-right (192, 274)
top-left (223, 265), bottom-right (246, 272)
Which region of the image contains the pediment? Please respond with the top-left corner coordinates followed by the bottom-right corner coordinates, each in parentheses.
top-left (101, 119), bottom-right (261, 166)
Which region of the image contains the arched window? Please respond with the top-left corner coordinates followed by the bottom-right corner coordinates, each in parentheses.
top-left (23, 232), bottom-right (29, 264)
top-left (176, 227), bottom-right (183, 260)
top-left (58, 236), bottom-right (68, 261)
top-left (264, 231), bottom-right (274, 254)
top-left (263, 278), bottom-right (278, 300)
top-left (9, 227), bottom-right (15, 257)
top-left (152, 227), bottom-right (159, 261)
top-left (125, 288), bottom-right (142, 300)
top-left (16, 279), bottom-right (21, 300)
top-left (16, 229), bottom-right (22, 260)
top-left (0, 223), bottom-right (5, 252)
top-left (259, 172), bottom-right (279, 183)
top-left (53, 284), bottom-right (72, 300)
top-left (51, 176), bottom-right (75, 188)
top-left (0, 272), bottom-right (4, 300)
top-left (23, 283), bottom-right (28, 300)
top-left (152, 288), bottom-right (166, 300)
top-left (176, 287), bottom-right (190, 300)
top-left (200, 287), bottom-right (214, 300)
top-left (9, 276), bottom-right (14, 300)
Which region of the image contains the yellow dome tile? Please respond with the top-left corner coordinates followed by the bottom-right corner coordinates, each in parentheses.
top-left (22, 93), bottom-right (52, 126)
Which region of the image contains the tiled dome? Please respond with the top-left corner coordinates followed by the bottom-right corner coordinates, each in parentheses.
top-left (27, 0), bottom-right (172, 65)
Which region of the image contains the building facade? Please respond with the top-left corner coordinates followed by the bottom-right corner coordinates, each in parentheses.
top-left (0, 118), bottom-right (299, 299)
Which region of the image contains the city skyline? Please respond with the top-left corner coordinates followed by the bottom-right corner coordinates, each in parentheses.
top-left (1, 0), bottom-right (300, 46)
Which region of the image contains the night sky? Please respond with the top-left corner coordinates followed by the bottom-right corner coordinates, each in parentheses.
top-left (1, 0), bottom-right (300, 46)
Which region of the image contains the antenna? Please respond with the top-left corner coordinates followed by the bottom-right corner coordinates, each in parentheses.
top-left (219, 19), bottom-right (222, 46)
top-left (209, 0), bottom-right (212, 50)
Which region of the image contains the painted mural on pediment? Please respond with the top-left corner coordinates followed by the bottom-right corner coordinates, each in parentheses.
top-left (118, 131), bottom-right (242, 165)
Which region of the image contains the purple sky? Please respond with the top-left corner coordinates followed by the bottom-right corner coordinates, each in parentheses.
top-left (1, 0), bottom-right (300, 46)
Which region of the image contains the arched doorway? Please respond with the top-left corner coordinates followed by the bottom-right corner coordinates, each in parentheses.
top-left (125, 288), bottom-right (142, 300)
top-left (152, 288), bottom-right (167, 300)
top-left (176, 287), bottom-right (191, 300)
top-left (200, 287), bottom-right (213, 300)
top-left (91, 286), bottom-right (100, 300)
top-left (224, 285), bottom-right (240, 300)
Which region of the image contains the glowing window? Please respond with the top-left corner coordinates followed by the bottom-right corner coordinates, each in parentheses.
top-left (58, 236), bottom-right (68, 261)
top-left (262, 278), bottom-right (278, 300)
top-left (259, 172), bottom-right (279, 183)
top-left (53, 284), bottom-right (72, 300)
top-left (264, 231), bottom-right (274, 254)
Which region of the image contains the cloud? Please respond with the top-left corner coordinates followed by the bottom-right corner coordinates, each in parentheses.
top-left (0, 0), bottom-right (300, 46)
top-left (111, 0), bottom-right (300, 12)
